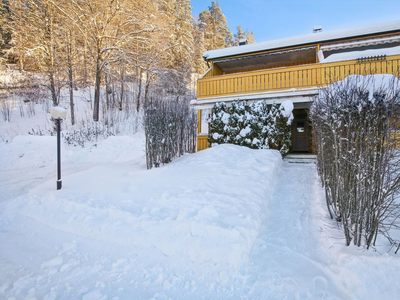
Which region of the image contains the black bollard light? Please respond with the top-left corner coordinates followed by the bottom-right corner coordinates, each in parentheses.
top-left (50, 107), bottom-right (67, 190)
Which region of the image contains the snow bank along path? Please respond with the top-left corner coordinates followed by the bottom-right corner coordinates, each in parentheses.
top-left (5, 144), bottom-right (282, 275)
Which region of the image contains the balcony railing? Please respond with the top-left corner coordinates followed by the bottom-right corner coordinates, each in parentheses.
top-left (197, 55), bottom-right (400, 99)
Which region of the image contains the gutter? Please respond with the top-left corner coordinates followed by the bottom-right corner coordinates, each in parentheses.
top-left (190, 87), bottom-right (319, 106)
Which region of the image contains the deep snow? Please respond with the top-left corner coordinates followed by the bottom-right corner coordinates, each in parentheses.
top-left (0, 94), bottom-right (400, 299)
top-left (1, 135), bottom-right (400, 299)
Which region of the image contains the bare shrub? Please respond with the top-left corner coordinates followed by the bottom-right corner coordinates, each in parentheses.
top-left (63, 122), bottom-right (115, 148)
top-left (1, 99), bottom-right (11, 121)
top-left (144, 97), bottom-right (197, 169)
top-left (25, 99), bottom-right (36, 117)
top-left (310, 75), bottom-right (400, 251)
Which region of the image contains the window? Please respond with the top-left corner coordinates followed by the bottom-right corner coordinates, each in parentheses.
top-left (297, 122), bottom-right (305, 133)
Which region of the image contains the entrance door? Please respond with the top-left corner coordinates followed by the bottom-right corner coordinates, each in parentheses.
top-left (293, 119), bottom-right (309, 152)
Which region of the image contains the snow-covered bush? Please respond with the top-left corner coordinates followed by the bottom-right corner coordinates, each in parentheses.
top-left (310, 74), bottom-right (400, 251)
top-left (144, 98), bottom-right (197, 169)
top-left (250, 100), bottom-right (270, 149)
top-left (208, 100), bottom-right (293, 155)
top-left (269, 103), bottom-right (292, 156)
top-left (208, 102), bottom-right (228, 145)
top-left (226, 100), bottom-right (253, 147)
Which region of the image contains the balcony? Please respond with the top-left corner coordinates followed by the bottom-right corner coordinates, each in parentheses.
top-left (197, 54), bottom-right (400, 100)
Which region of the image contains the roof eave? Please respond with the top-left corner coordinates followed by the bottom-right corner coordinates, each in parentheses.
top-left (203, 20), bottom-right (400, 61)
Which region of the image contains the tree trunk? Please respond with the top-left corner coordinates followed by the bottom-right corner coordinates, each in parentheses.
top-left (119, 63), bottom-right (125, 111)
top-left (49, 71), bottom-right (58, 106)
top-left (136, 69), bottom-right (142, 112)
top-left (93, 61), bottom-right (102, 122)
top-left (144, 71), bottom-right (151, 108)
top-left (68, 66), bottom-right (75, 125)
top-left (67, 38), bottom-right (75, 125)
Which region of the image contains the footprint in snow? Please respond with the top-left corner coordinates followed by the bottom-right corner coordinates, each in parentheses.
top-left (312, 276), bottom-right (328, 298)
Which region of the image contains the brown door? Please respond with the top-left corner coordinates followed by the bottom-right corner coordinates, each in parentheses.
top-left (293, 119), bottom-right (309, 152)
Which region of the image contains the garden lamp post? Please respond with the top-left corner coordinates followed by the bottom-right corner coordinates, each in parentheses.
top-left (50, 107), bottom-right (67, 190)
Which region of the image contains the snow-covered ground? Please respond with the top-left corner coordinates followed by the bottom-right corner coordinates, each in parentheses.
top-left (1, 97), bottom-right (400, 299)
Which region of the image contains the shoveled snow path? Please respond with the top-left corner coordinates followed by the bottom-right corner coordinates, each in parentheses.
top-left (243, 160), bottom-right (350, 299)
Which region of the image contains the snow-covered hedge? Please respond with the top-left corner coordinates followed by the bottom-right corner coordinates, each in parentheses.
top-left (208, 100), bottom-right (293, 156)
top-left (310, 74), bottom-right (400, 251)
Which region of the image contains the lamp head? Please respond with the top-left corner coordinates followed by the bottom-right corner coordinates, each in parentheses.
top-left (50, 107), bottom-right (67, 119)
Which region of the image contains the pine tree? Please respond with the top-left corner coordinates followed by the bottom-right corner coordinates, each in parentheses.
top-left (198, 1), bottom-right (232, 50)
top-left (234, 26), bottom-right (255, 46)
top-left (159, 0), bottom-right (194, 96)
top-left (192, 22), bottom-right (207, 74)
top-left (233, 25), bottom-right (245, 46)
top-left (244, 29), bottom-right (256, 44)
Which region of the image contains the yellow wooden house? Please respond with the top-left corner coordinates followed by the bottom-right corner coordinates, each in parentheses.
top-left (192, 20), bottom-right (400, 152)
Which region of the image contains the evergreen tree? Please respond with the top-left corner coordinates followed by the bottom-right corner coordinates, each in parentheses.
top-left (208, 100), bottom-right (293, 154)
top-left (226, 100), bottom-right (250, 145)
top-left (161, 0), bottom-right (194, 72)
top-left (269, 103), bottom-right (292, 156)
top-left (192, 22), bottom-right (207, 74)
top-left (233, 25), bottom-right (245, 46)
top-left (244, 29), bottom-right (255, 44)
top-left (159, 0), bottom-right (194, 96)
top-left (234, 26), bottom-right (255, 46)
top-left (208, 102), bottom-right (228, 145)
top-left (198, 1), bottom-right (232, 50)
top-left (251, 100), bottom-right (270, 149)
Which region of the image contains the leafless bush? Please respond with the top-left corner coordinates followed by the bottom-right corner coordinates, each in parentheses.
top-left (28, 126), bottom-right (51, 136)
top-left (1, 99), bottom-right (11, 121)
top-left (18, 98), bottom-right (24, 117)
top-left (144, 97), bottom-right (197, 169)
top-left (310, 75), bottom-right (400, 251)
top-left (25, 99), bottom-right (36, 117)
top-left (63, 122), bottom-right (115, 147)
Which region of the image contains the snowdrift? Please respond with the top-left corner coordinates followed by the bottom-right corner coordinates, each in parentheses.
top-left (8, 144), bottom-right (282, 273)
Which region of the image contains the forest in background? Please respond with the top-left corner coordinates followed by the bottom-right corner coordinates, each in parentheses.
top-left (0, 0), bottom-right (255, 123)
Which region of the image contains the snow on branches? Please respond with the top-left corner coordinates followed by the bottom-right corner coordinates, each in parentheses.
top-left (208, 100), bottom-right (293, 156)
top-left (310, 74), bottom-right (400, 251)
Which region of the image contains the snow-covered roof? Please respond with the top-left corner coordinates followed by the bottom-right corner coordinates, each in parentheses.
top-left (204, 20), bottom-right (400, 61)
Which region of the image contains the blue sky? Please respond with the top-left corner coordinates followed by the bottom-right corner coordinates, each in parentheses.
top-left (191, 0), bottom-right (400, 43)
